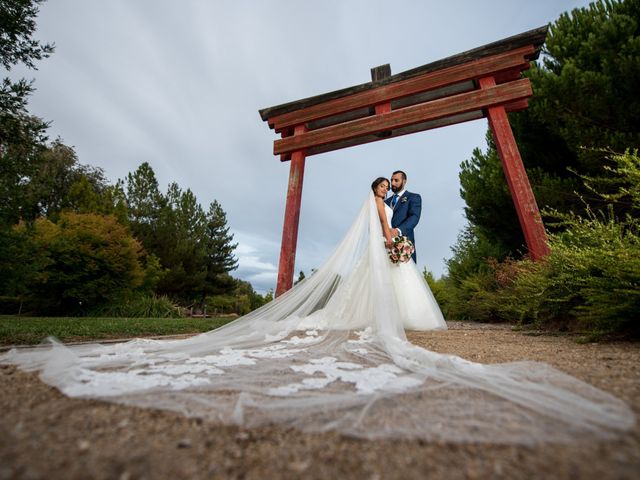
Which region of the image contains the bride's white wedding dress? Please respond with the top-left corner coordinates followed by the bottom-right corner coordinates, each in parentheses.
top-left (384, 203), bottom-right (446, 331)
top-left (1, 193), bottom-right (634, 443)
top-left (299, 202), bottom-right (445, 332)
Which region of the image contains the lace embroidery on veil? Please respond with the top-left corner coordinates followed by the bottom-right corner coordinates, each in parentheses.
top-left (1, 192), bottom-right (634, 443)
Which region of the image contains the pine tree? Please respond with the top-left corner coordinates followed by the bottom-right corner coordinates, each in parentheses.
top-left (0, 0), bottom-right (54, 226)
top-left (126, 162), bottom-right (164, 239)
top-left (155, 184), bottom-right (208, 301)
top-left (123, 162), bottom-right (238, 303)
top-left (203, 200), bottom-right (238, 279)
top-left (456, 0), bottom-right (640, 263)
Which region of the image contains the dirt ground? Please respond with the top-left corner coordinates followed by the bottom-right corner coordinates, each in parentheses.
top-left (1, 322), bottom-right (638, 480)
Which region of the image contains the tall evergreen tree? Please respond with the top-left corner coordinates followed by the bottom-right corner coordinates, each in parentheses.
top-left (204, 200), bottom-right (238, 277)
top-left (123, 163), bottom-right (238, 304)
top-left (1, 3), bottom-right (91, 310)
top-left (155, 183), bottom-right (207, 301)
top-left (0, 0), bottom-right (53, 226)
top-left (456, 0), bottom-right (640, 266)
top-left (199, 200), bottom-right (238, 301)
top-left (125, 162), bottom-right (164, 249)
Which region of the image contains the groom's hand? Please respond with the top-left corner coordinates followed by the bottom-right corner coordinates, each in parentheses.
top-left (390, 228), bottom-right (400, 238)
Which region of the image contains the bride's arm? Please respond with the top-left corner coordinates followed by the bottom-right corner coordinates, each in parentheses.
top-left (375, 197), bottom-right (393, 248)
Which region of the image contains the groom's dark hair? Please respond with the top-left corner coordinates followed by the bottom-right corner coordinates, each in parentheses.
top-left (393, 170), bottom-right (407, 180)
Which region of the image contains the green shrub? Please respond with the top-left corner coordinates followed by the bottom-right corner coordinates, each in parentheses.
top-left (88, 294), bottom-right (183, 318)
top-left (440, 150), bottom-right (640, 338)
top-left (539, 209), bottom-right (638, 335)
top-left (422, 270), bottom-right (446, 306)
top-left (14, 212), bottom-right (146, 314)
top-left (205, 295), bottom-right (238, 315)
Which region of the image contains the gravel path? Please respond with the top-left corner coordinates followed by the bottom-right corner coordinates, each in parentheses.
top-left (1, 322), bottom-right (638, 479)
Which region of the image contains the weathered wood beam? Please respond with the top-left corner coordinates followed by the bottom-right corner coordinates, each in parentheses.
top-left (479, 76), bottom-right (550, 260)
top-left (304, 81), bottom-right (475, 133)
top-left (505, 99), bottom-right (529, 112)
top-left (269, 46), bottom-right (533, 133)
top-left (390, 81), bottom-right (474, 110)
top-left (306, 106), bottom-right (372, 131)
top-left (494, 68), bottom-right (525, 85)
top-left (370, 64), bottom-right (391, 82)
top-left (274, 78), bottom-right (532, 156)
top-left (371, 64), bottom-right (392, 138)
top-left (275, 125), bottom-right (308, 297)
top-left (259, 25), bottom-right (547, 121)
top-left (278, 88), bottom-right (527, 160)
top-left (302, 110), bottom-right (484, 157)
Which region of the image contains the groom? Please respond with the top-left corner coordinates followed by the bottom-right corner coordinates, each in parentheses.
top-left (385, 170), bottom-right (422, 263)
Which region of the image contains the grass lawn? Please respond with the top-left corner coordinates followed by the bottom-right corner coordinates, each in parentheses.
top-left (0, 316), bottom-right (236, 346)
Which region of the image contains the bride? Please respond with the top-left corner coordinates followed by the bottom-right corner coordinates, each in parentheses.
top-left (1, 178), bottom-right (634, 443)
top-left (373, 176), bottom-right (446, 331)
top-left (300, 176), bottom-right (446, 332)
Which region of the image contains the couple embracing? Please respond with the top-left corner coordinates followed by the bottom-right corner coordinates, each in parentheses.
top-left (371, 170), bottom-right (446, 331)
top-left (376, 170), bottom-right (420, 263)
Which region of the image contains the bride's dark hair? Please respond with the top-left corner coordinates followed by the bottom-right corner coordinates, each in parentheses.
top-left (371, 177), bottom-right (389, 192)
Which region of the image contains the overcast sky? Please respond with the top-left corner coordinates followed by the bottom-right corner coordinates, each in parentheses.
top-left (14, 0), bottom-right (592, 293)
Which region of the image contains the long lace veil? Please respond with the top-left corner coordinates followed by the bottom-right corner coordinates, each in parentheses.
top-left (1, 192), bottom-right (634, 443)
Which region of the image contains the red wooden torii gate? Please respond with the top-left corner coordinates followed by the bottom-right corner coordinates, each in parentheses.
top-left (259, 26), bottom-right (551, 297)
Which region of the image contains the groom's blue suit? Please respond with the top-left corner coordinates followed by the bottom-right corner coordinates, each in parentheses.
top-left (385, 191), bottom-right (422, 262)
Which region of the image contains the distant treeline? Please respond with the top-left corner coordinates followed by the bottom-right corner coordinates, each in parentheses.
top-left (0, 0), bottom-right (271, 317)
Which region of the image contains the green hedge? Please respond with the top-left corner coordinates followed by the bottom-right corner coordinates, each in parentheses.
top-left (87, 294), bottom-right (183, 318)
top-left (438, 151), bottom-right (640, 338)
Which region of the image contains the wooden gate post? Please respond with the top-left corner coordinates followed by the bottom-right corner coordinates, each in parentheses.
top-left (478, 76), bottom-right (550, 260)
top-left (276, 124), bottom-right (308, 297)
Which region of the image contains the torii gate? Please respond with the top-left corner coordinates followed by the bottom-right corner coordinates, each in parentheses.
top-left (259, 26), bottom-right (551, 297)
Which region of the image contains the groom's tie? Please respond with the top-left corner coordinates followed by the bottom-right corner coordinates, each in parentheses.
top-left (391, 194), bottom-right (399, 208)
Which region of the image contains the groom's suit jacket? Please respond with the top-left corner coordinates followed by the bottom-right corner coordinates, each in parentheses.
top-left (385, 191), bottom-right (422, 262)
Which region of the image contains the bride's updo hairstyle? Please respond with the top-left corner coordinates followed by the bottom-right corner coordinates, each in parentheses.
top-left (371, 177), bottom-right (389, 192)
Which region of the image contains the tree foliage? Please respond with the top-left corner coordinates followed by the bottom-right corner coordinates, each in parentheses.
top-left (441, 1), bottom-right (640, 335)
top-left (537, 0), bottom-right (640, 154)
top-left (0, 0), bottom-right (54, 226)
top-left (443, 151), bottom-right (640, 337)
top-left (125, 162), bottom-right (164, 249)
top-left (13, 213), bottom-right (146, 314)
top-left (0, 0), bottom-right (53, 143)
top-left (0, 0), bottom-right (54, 70)
top-left (457, 0), bottom-right (640, 263)
top-left (1, 139), bottom-right (123, 226)
top-left (0, 1), bottom-right (266, 315)
top-left (124, 163), bottom-right (238, 305)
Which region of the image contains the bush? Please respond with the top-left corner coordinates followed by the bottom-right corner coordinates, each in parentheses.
top-left (440, 150), bottom-right (640, 338)
top-left (441, 216), bottom-right (640, 336)
top-left (422, 269), bottom-right (456, 317)
top-left (14, 212), bottom-right (147, 314)
top-left (87, 294), bottom-right (183, 318)
top-left (206, 294), bottom-right (255, 316)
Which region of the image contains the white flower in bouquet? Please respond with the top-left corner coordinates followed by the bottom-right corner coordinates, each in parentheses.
top-left (387, 236), bottom-right (414, 264)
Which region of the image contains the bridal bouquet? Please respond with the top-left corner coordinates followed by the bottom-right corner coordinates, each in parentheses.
top-left (388, 236), bottom-right (414, 264)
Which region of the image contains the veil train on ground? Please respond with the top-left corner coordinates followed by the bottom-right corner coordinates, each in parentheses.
top-left (1, 193), bottom-right (634, 443)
